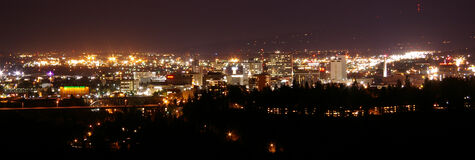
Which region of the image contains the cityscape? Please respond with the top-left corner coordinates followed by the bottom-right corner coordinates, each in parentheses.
top-left (0, 0), bottom-right (475, 158)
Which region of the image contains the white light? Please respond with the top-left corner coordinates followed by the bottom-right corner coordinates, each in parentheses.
top-left (232, 67), bottom-right (238, 74)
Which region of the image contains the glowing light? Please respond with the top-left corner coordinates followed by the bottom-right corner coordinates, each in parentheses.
top-left (108, 56), bottom-right (117, 62)
top-left (454, 57), bottom-right (465, 67)
top-left (387, 51), bottom-right (432, 62)
top-left (129, 55), bottom-right (135, 61)
top-left (47, 71), bottom-right (54, 77)
top-left (269, 142), bottom-right (277, 153)
top-left (229, 58), bottom-right (239, 63)
top-left (231, 66), bottom-right (238, 74)
top-left (469, 65), bottom-right (475, 72)
top-left (86, 55), bottom-right (96, 61)
top-left (429, 67), bottom-right (438, 74)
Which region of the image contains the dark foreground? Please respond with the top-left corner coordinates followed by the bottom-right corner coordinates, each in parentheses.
top-left (0, 108), bottom-right (473, 159)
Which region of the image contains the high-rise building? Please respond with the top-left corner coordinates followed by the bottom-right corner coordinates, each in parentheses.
top-left (191, 55), bottom-right (201, 73)
top-left (242, 60), bottom-right (263, 76)
top-left (330, 55), bottom-right (347, 81)
top-left (266, 51), bottom-right (293, 78)
top-left (383, 56), bottom-right (388, 78)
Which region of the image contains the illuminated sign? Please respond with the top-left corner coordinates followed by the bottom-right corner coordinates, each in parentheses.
top-left (63, 86), bottom-right (86, 89)
top-left (60, 86), bottom-right (89, 98)
top-left (166, 75), bottom-right (175, 79)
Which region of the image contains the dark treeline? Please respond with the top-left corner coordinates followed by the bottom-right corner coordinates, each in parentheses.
top-left (225, 77), bottom-right (475, 112)
top-left (177, 77), bottom-right (475, 158)
top-left (183, 77), bottom-right (475, 132)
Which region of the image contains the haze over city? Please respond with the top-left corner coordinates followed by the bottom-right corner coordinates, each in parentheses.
top-left (0, 0), bottom-right (474, 54)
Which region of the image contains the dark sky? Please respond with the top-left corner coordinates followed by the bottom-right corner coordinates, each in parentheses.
top-left (0, 0), bottom-right (474, 52)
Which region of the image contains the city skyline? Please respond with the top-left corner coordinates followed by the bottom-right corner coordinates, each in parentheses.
top-left (2, 1), bottom-right (475, 157)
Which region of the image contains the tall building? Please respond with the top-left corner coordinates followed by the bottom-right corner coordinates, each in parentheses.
top-left (266, 51), bottom-right (293, 78)
top-left (383, 56), bottom-right (388, 78)
top-left (191, 55), bottom-right (201, 73)
top-left (330, 55), bottom-right (347, 81)
top-left (242, 60), bottom-right (263, 76)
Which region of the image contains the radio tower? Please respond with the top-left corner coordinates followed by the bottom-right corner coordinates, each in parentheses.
top-left (416, 0), bottom-right (423, 15)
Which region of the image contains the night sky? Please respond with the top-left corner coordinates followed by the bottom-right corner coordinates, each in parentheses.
top-left (0, 0), bottom-right (474, 52)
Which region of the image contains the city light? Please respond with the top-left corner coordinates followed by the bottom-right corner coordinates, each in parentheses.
top-left (108, 56), bottom-right (117, 62)
top-left (2, 1), bottom-right (474, 156)
top-left (229, 58), bottom-right (239, 63)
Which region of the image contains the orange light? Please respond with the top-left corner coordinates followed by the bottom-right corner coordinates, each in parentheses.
top-left (319, 67), bottom-right (325, 72)
top-left (166, 75), bottom-right (174, 79)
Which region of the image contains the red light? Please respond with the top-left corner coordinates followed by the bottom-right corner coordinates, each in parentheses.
top-left (319, 67), bottom-right (325, 72)
top-left (166, 75), bottom-right (174, 79)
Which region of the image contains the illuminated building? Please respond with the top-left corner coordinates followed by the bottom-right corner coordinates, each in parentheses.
top-left (225, 64), bottom-right (247, 86)
top-left (144, 73), bottom-right (193, 96)
top-left (191, 55), bottom-right (201, 73)
top-left (294, 71), bottom-right (319, 86)
top-left (267, 51), bottom-right (293, 78)
top-left (120, 80), bottom-right (136, 93)
top-left (330, 55), bottom-right (347, 81)
top-left (187, 73), bottom-right (204, 87)
top-left (383, 56), bottom-right (388, 78)
top-left (204, 72), bottom-right (227, 94)
top-left (165, 73), bottom-right (192, 85)
top-left (242, 60), bottom-right (263, 75)
top-left (439, 62), bottom-right (458, 79)
top-left (60, 86), bottom-right (89, 98)
top-left (133, 72), bottom-right (157, 90)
